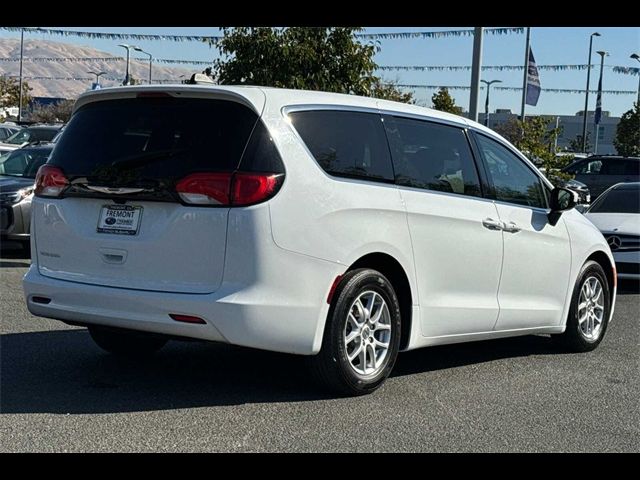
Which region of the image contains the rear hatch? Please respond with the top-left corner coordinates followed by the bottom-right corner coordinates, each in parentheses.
top-left (33, 90), bottom-right (266, 294)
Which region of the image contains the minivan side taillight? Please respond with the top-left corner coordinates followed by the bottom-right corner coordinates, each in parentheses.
top-left (176, 172), bottom-right (283, 207)
top-left (34, 165), bottom-right (69, 198)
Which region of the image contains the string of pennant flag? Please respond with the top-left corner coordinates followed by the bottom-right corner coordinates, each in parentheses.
top-left (2, 74), bottom-right (635, 94)
top-left (0, 26), bottom-right (525, 43)
top-left (395, 84), bottom-right (637, 95)
top-left (1, 57), bottom-right (638, 76)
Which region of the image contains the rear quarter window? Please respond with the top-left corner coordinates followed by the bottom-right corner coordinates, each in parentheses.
top-left (288, 110), bottom-right (394, 182)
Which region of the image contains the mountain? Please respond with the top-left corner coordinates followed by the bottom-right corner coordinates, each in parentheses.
top-left (0, 38), bottom-right (198, 99)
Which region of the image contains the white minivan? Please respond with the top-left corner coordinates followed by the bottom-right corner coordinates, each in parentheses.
top-left (24, 84), bottom-right (616, 395)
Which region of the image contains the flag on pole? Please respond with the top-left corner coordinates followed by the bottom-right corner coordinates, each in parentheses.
top-left (526, 48), bottom-right (541, 106)
top-left (594, 75), bottom-right (603, 125)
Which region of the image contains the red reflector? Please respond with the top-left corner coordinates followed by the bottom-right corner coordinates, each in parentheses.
top-left (231, 173), bottom-right (281, 206)
top-left (169, 314), bottom-right (206, 324)
top-left (613, 264), bottom-right (617, 288)
top-left (34, 165), bottom-right (69, 198)
top-left (327, 275), bottom-right (344, 304)
top-left (175, 172), bottom-right (232, 205)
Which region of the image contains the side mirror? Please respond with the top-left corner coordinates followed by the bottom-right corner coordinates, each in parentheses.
top-left (548, 187), bottom-right (579, 226)
top-left (550, 187), bottom-right (578, 212)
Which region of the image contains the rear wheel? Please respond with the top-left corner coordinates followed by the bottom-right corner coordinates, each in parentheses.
top-left (88, 325), bottom-right (168, 357)
top-left (310, 269), bottom-right (402, 396)
top-left (553, 260), bottom-right (611, 352)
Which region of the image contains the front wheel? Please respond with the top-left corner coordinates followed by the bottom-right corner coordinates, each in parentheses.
top-left (310, 269), bottom-right (402, 396)
top-left (88, 325), bottom-right (168, 357)
top-left (552, 260), bottom-right (611, 352)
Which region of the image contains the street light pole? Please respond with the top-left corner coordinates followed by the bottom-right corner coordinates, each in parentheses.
top-left (480, 79), bottom-right (502, 127)
top-left (581, 32), bottom-right (600, 153)
top-left (134, 47), bottom-right (153, 84)
top-left (631, 53), bottom-right (640, 105)
top-left (118, 44), bottom-right (138, 85)
top-left (594, 50), bottom-right (608, 155)
top-left (87, 71), bottom-right (105, 89)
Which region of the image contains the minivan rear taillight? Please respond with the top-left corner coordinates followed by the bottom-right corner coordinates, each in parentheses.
top-left (34, 165), bottom-right (69, 198)
top-left (176, 172), bottom-right (283, 207)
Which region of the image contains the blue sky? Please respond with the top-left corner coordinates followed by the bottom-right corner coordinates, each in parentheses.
top-left (1, 26), bottom-right (638, 116)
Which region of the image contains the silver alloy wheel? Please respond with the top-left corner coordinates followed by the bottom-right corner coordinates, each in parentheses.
top-left (577, 276), bottom-right (605, 341)
top-left (343, 290), bottom-right (392, 376)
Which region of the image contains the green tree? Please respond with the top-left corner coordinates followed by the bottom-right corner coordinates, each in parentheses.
top-left (494, 116), bottom-right (571, 185)
top-left (431, 88), bottom-right (463, 115)
top-left (213, 27), bottom-right (412, 103)
top-left (0, 76), bottom-right (32, 116)
top-left (28, 99), bottom-right (75, 124)
top-left (568, 133), bottom-right (591, 153)
top-left (614, 102), bottom-right (640, 156)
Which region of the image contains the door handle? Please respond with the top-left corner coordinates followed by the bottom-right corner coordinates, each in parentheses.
top-left (482, 218), bottom-right (503, 231)
top-left (503, 221), bottom-right (521, 233)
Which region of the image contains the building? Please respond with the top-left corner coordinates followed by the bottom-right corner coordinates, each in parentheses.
top-left (477, 110), bottom-right (620, 155)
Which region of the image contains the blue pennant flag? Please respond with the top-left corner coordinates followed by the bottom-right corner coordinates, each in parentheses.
top-left (594, 75), bottom-right (603, 125)
top-left (526, 47), bottom-right (541, 106)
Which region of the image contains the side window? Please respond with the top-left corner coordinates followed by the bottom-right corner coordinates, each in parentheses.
top-left (601, 160), bottom-right (627, 175)
top-left (624, 160), bottom-right (640, 177)
top-left (574, 159), bottom-right (602, 175)
top-left (383, 116), bottom-right (482, 197)
top-left (474, 134), bottom-right (547, 209)
top-left (288, 110), bottom-right (394, 181)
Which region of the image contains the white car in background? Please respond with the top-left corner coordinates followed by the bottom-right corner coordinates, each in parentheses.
top-left (585, 182), bottom-right (640, 280)
top-left (23, 85), bottom-right (617, 395)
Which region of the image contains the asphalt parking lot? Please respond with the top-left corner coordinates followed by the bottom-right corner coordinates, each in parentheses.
top-left (1, 242), bottom-right (638, 452)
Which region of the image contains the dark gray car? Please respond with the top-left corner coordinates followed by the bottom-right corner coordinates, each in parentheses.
top-left (562, 156), bottom-right (640, 200)
top-left (0, 144), bottom-right (53, 249)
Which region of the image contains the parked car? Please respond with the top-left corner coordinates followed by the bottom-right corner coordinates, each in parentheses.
top-left (0, 143), bottom-right (53, 249)
top-left (23, 85), bottom-right (616, 396)
top-left (562, 155), bottom-right (640, 200)
top-left (585, 182), bottom-right (640, 280)
top-left (0, 125), bottom-right (62, 154)
top-left (0, 124), bottom-right (23, 142)
top-left (562, 178), bottom-right (591, 209)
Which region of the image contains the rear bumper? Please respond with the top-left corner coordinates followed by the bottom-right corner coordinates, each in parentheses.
top-left (23, 241), bottom-right (342, 355)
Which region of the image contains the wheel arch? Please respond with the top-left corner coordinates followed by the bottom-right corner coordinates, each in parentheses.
top-left (586, 250), bottom-right (616, 304)
top-left (347, 252), bottom-right (414, 351)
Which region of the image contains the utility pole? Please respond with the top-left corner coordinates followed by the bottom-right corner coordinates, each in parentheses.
top-left (468, 27), bottom-right (484, 122)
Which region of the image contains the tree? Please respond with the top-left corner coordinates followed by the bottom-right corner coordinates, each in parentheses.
top-left (213, 27), bottom-right (413, 103)
top-left (614, 102), bottom-right (640, 157)
top-left (568, 133), bottom-right (591, 153)
top-left (0, 76), bottom-right (32, 116)
top-left (28, 99), bottom-right (75, 124)
top-left (494, 116), bottom-right (571, 185)
top-left (431, 88), bottom-right (463, 115)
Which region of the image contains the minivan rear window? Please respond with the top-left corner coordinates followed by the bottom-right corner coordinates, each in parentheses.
top-left (49, 97), bottom-right (259, 185)
top-left (289, 110), bottom-right (394, 182)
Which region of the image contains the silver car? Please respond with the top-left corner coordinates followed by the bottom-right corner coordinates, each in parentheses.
top-left (0, 144), bottom-right (53, 249)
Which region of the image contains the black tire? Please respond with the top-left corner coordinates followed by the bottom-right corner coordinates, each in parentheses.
top-left (552, 260), bottom-right (611, 352)
top-left (88, 325), bottom-right (168, 357)
top-left (310, 268), bottom-right (402, 396)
